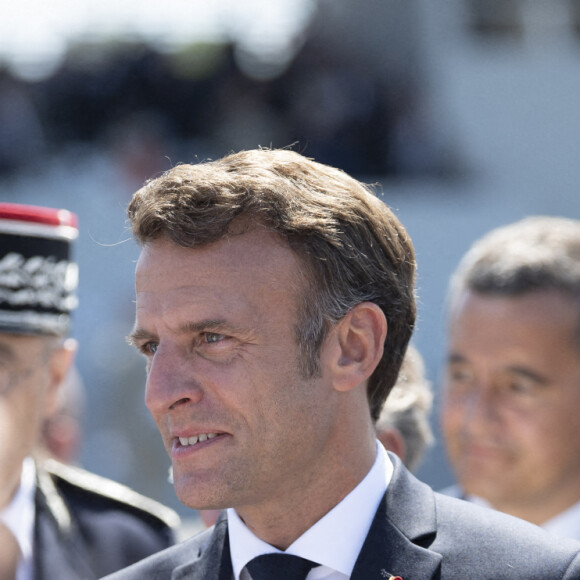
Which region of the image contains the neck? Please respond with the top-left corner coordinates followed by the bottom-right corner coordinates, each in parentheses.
top-left (236, 435), bottom-right (377, 550)
top-left (0, 468), bottom-right (22, 512)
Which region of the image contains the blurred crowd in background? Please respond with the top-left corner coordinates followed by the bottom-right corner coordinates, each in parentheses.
top-left (0, 17), bottom-right (452, 183)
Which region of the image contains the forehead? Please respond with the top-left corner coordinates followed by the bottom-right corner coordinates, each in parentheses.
top-left (0, 332), bottom-right (50, 364)
top-left (448, 289), bottom-right (580, 361)
top-left (135, 231), bottom-right (304, 326)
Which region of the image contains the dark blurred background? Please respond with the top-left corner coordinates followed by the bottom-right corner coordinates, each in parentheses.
top-left (2, 0), bottom-right (580, 519)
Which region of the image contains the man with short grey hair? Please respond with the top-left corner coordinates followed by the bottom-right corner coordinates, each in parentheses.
top-left (441, 215), bottom-right (580, 540)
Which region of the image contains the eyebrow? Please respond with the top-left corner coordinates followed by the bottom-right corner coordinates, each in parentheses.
top-left (447, 353), bottom-right (468, 365)
top-left (505, 365), bottom-right (548, 385)
top-left (126, 327), bottom-right (156, 347)
top-left (178, 319), bottom-right (230, 335)
top-left (127, 318), bottom-right (238, 347)
top-left (446, 353), bottom-right (548, 385)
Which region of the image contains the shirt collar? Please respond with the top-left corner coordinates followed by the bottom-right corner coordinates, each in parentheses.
top-left (228, 441), bottom-right (392, 580)
top-left (0, 457), bottom-right (36, 577)
top-left (539, 499), bottom-right (580, 541)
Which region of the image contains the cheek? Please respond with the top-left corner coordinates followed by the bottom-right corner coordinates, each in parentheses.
top-left (23, 397), bottom-right (47, 445)
top-left (498, 407), bottom-right (559, 460)
top-left (440, 399), bottom-right (463, 436)
top-left (0, 401), bottom-right (19, 456)
top-left (18, 375), bottom-right (57, 442)
top-left (0, 394), bottom-right (39, 465)
top-left (526, 406), bottom-right (580, 451)
top-left (0, 403), bottom-right (26, 505)
top-left (247, 366), bottom-right (318, 438)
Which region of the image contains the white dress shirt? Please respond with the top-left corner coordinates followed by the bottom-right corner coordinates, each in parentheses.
top-left (0, 457), bottom-right (36, 580)
top-left (228, 441), bottom-right (393, 580)
top-left (541, 499), bottom-right (580, 541)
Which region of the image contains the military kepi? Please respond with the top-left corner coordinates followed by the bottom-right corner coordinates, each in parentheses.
top-left (0, 202), bottom-right (78, 335)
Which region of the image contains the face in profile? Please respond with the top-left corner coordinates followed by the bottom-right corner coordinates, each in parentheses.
top-left (133, 230), bottom-right (343, 514)
top-left (0, 334), bottom-right (63, 509)
top-left (441, 289), bottom-right (580, 522)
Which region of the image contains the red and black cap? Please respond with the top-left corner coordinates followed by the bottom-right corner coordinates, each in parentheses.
top-left (0, 203), bottom-right (78, 335)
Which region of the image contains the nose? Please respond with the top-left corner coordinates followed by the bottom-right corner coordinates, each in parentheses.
top-left (144, 346), bottom-right (203, 414)
top-left (443, 375), bottom-right (502, 440)
top-left (458, 382), bottom-right (502, 437)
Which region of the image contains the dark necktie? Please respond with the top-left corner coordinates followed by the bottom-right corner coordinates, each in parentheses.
top-left (246, 553), bottom-right (317, 580)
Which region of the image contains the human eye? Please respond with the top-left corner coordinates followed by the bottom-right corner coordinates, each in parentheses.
top-left (447, 364), bottom-right (474, 386)
top-left (139, 341), bottom-right (159, 356)
top-left (504, 376), bottom-right (537, 396)
top-left (196, 331), bottom-right (236, 358)
top-left (445, 363), bottom-right (476, 397)
top-left (202, 332), bottom-right (226, 344)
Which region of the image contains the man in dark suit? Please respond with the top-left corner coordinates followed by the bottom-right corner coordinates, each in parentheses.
top-left (0, 202), bottom-right (179, 579)
top-left (108, 149), bottom-right (580, 579)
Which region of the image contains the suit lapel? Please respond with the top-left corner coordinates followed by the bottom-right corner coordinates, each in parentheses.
top-left (351, 453), bottom-right (442, 580)
top-left (173, 515), bottom-right (233, 580)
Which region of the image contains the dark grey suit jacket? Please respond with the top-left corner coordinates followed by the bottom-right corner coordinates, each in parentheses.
top-left (104, 453), bottom-right (580, 579)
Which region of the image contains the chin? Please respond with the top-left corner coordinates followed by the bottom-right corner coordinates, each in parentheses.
top-left (462, 471), bottom-right (512, 500)
top-left (174, 481), bottom-right (202, 509)
top-left (174, 477), bottom-right (219, 511)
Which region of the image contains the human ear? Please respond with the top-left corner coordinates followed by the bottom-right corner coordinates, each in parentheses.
top-left (45, 338), bottom-right (77, 417)
top-left (331, 302), bottom-right (387, 393)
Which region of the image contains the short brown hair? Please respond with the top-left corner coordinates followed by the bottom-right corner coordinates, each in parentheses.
top-left (128, 149), bottom-right (416, 421)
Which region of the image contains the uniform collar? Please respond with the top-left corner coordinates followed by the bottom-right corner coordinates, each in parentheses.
top-left (0, 457), bottom-right (36, 579)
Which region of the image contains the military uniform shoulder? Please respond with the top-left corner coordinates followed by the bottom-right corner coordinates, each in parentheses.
top-left (41, 458), bottom-right (181, 529)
